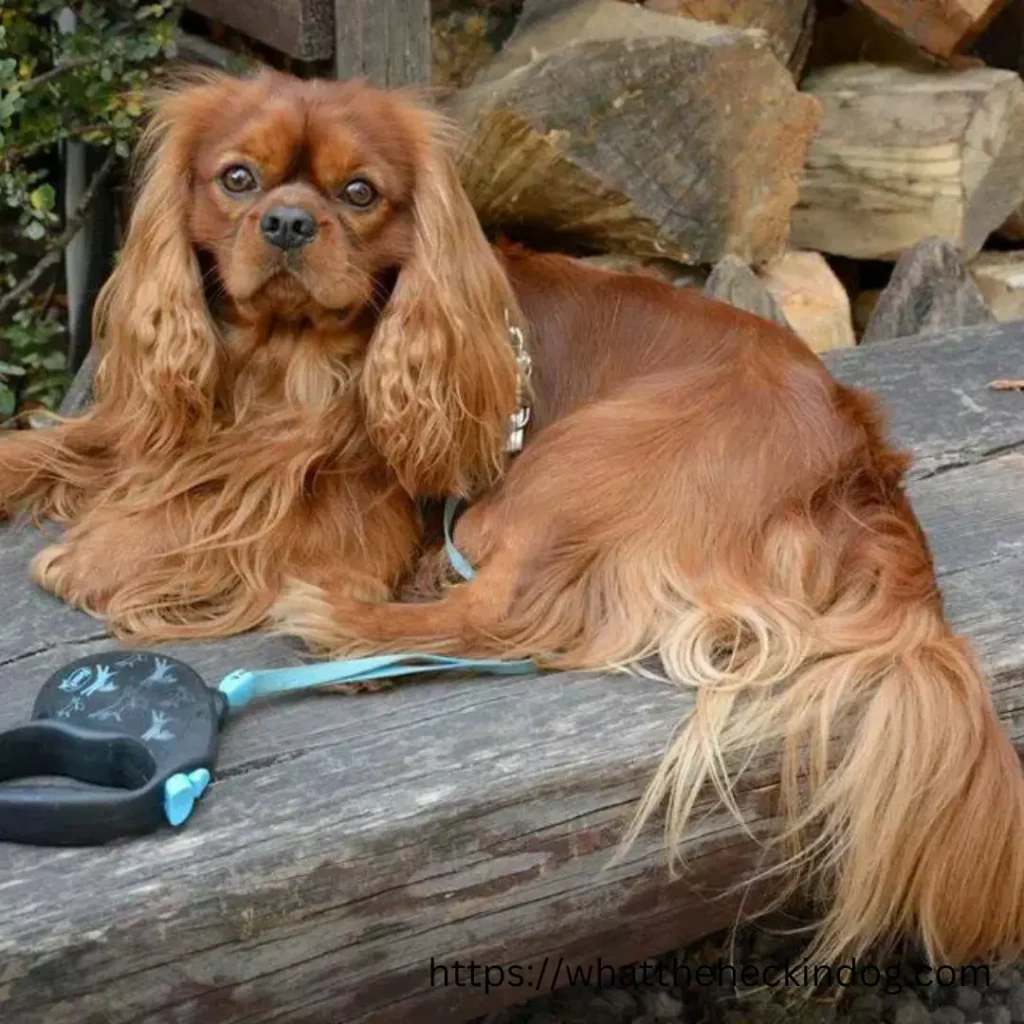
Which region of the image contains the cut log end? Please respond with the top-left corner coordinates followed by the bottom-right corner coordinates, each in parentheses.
top-left (793, 65), bottom-right (1024, 262)
top-left (759, 251), bottom-right (856, 353)
top-left (452, 0), bottom-right (820, 266)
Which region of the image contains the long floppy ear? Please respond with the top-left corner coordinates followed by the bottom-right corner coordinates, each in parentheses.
top-left (91, 72), bottom-right (229, 456)
top-left (361, 108), bottom-right (521, 499)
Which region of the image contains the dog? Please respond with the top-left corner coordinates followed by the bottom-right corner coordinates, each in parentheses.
top-left (2, 68), bottom-right (1022, 968)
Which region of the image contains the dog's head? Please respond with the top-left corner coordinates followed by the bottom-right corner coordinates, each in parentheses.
top-left (94, 69), bottom-right (520, 496)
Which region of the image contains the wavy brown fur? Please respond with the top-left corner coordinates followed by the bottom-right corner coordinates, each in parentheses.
top-left (0, 69), bottom-right (518, 637)
top-left (1, 73), bottom-right (1022, 968)
top-left (273, 251), bottom-right (1024, 968)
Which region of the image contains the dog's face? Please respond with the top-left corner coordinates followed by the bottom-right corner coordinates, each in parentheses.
top-left (183, 76), bottom-right (422, 318)
top-left (93, 68), bottom-right (522, 496)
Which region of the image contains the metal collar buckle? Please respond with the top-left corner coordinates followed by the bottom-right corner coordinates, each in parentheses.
top-left (505, 312), bottom-right (532, 455)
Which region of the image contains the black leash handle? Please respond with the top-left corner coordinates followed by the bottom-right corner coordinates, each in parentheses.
top-left (0, 722), bottom-right (164, 845)
top-left (0, 653), bottom-right (228, 846)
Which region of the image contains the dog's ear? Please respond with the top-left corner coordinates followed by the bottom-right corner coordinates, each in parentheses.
top-left (91, 73), bottom-right (231, 456)
top-left (361, 108), bottom-right (520, 499)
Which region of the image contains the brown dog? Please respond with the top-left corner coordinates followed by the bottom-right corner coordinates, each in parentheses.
top-left (2, 68), bottom-right (1022, 968)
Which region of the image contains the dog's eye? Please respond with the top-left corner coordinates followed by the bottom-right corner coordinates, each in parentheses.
top-left (220, 165), bottom-right (258, 194)
top-left (341, 178), bottom-right (378, 209)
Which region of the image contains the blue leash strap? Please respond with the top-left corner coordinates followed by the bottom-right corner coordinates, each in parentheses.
top-left (218, 653), bottom-right (535, 711)
top-left (443, 495), bottom-right (476, 582)
top-left (218, 498), bottom-right (516, 709)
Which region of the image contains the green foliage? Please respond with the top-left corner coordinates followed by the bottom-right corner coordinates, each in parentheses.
top-left (0, 0), bottom-right (181, 421)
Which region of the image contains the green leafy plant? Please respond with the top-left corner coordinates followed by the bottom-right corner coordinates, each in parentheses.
top-left (0, 0), bottom-right (182, 422)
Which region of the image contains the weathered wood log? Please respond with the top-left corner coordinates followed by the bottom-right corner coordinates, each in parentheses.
top-left (187, 0), bottom-right (433, 86)
top-left (792, 64), bottom-right (1024, 262)
top-left (758, 250), bottom-right (856, 353)
top-left (188, 0), bottom-right (334, 61)
top-left (432, 7), bottom-right (503, 91)
top-left (805, 0), bottom-right (939, 71)
top-left (642, 0), bottom-right (815, 72)
top-left (334, 0), bottom-right (431, 88)
top-left (450, 0), bottom-right (821, 265)
top-left (863, 236), bottom-right (994, 342)
top-left (6, 321), bottom-right (1024, 1023)
top-left (704, 255), bottom-right (790, 326)
top-left (850, 0), bottom-right (1012, 57)
top-left (971, 250), bottom-right (1024, 322)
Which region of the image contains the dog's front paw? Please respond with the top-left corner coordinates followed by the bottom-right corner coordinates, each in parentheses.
top-left (29, 543), bottom-right (106, 619)
top-left (30, 543), bottom-right (72, 597)
top-left (269, 579), bottom-right (343, 649)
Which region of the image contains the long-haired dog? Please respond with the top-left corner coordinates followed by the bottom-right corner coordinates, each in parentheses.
top-left (2, 69), bottom-right (1022, 969)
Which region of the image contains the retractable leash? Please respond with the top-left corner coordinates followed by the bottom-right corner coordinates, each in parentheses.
top-left (0, 496), bottom-right (521, 847)
top-left (0, 502), bottom-right (497, 846)
top-left (0, 648), bottom-right (535, 846)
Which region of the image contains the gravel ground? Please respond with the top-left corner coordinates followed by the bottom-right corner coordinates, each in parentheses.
top-left (472, 916), bottom-right (1024, 1024)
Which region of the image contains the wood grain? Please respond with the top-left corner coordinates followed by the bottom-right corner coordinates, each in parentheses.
top-left (4, 320), bottom-right (1024, 1022)
top-left (643, 0), bottom-right (814, 71)
top-left (862, 236), bottom-right (994, 343)
top-left (451, 0), bottom-right (820, 265)
top-left (825, 319), bottom-right (1024, 477)
top-left (334, 0), bottom-right (431, 87)
top-left (852, 0), bottom-right (1012, 57)
top-left (759, 250), bottom-right (856, 353)
top-left (970, 251), bottom-right (1024, 323)
top-left (792, 64), bottom-right (1024, 260)
top-left (188, 0), bottom-right (335, 61)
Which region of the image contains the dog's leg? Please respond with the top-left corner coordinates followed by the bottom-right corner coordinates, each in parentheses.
top-left (271, 494), bottom-right (526, 657)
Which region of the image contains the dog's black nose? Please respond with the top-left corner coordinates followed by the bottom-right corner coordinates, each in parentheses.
top-left (260, 206), bottom-right (317, 250)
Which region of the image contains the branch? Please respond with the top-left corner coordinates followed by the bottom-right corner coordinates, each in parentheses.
top-left (0, 148), bottom-right (118, 318)
top-left (2, 123), bottom-right (111, 167)
top-left (13, 58), bottom-right (96, 93)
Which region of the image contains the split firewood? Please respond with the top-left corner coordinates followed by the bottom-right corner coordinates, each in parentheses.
top-left (805, 1), bottom-right (939, 71)
top-left (758, 251), bottom-right (856, 353)
top-left (849, 0), bottom-right (1012, 58)
top-left (704, 256), bottom-right (791, 326)
top-left (862, 237), bottom-right (995, 343)
top-left (970, 251), bottom-right (1024, 322)
top-left (450, 0), bottom-right (821, 266)
top-left (792, 64), bottom-right (1024, 262)
top-left (642, 0), bottom-right (814, 72)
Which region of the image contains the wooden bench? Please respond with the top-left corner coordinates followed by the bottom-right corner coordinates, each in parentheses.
top-left (4, 321), bottom-right (1024, 1023)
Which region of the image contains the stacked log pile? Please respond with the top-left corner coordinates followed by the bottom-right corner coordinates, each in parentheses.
top-left (429, 0), bottom-right (1024, 352)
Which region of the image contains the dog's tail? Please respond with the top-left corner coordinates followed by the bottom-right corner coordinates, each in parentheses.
top-left (612, 508), bottom-right (1024, 966)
